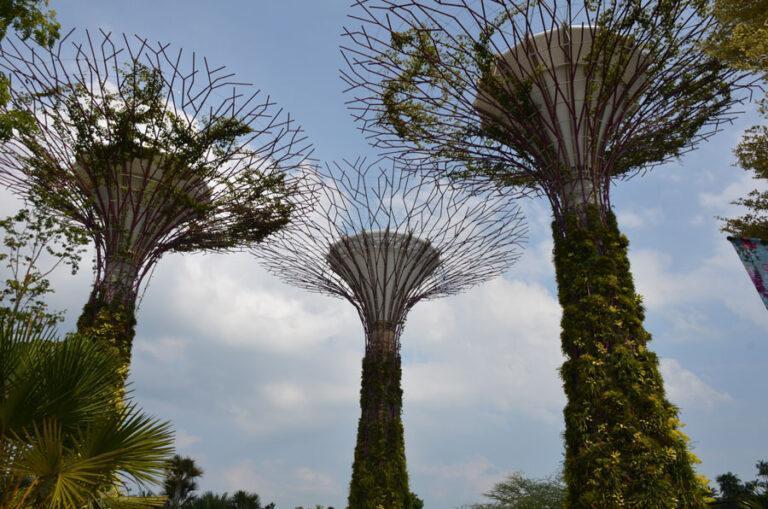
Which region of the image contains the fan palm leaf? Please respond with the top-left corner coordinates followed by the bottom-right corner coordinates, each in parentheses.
top-left (0, 313), bottom-right (174, 509)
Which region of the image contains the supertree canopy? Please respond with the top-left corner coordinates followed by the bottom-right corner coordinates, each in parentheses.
top-left (341, 1), bottom-right (748, 507)
top-left (256, 158), bottom-right (525, 509)
top-left (341, 0), bottom-right (745, 220)
top-left (0, 30), bottom-right (314, 382)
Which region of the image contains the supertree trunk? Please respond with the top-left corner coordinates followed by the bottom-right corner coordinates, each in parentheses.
top-left (76, 256), bottom-right (139, 388)
top-left (348, 321), bottom-right (411, 509)
top-left (552, 206), bottom-right (705, 508)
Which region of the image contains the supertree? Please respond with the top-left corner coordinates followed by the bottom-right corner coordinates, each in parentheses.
top-left (0, 30), bottom-right (314, 386)
top-left (256, 158), bottom-right (525, 509)
top-left (341, 1), bottom-right (749, 506)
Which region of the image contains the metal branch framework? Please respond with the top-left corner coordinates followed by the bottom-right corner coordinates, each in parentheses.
top-left (0, 28), bottom-right (314, 310)
top-left (340, 0), bottom-right (747, 223)
top-left (0, 29), bottom-right (316, 377)
top-left (257, 157), bottom-right (526, 344)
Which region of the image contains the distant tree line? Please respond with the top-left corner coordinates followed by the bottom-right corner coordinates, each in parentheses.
top-left (158, 455), bottom-right (427, 509)
top-left (160, 455), bottom-right (275, 509)
top-left (462, 463), bottom-right (768, 509)
top-left (711, 461), bottom-right (768, 508)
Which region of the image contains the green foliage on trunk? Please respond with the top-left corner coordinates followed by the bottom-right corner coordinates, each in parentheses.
top-left (76, 293), bottom-right (137, 390)
top-left (553, 208), bottom-right (708, 508)
top-left (348, 351), bottom-right (411, 509)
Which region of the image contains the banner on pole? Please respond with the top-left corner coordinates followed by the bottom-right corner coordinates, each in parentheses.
top-left (728, 237), bottom-right (768, 310)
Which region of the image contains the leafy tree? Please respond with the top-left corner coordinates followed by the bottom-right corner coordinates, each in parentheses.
top-left (409, 492), bottom-right (424, 509)
top-left (715, 472), bottom-right (752, 503)
top-left (0, 205), bottom-right (87, 331)
top-left (188, 492), bottom-right (232, 509)
top-left (707, 0), bottom-right (768, 73)
top-left (185, 491), bottom-right (273, 508)
top-left (0, 1), bottom-right (59, 140)
top-left (231, 490), bottom-right (264, 509)
top-left (709, 0), bottom-right (768, 238)
top-left (469, 472), bottom-right (565, 509)
top-left (160, 457), bottom-right (274, 509)
top-left (713, 461), bottom-right (768, 507)
top-left (720, 107), bottom-right (768, 239)
top-left (163, 455), bottom-right (204, 508)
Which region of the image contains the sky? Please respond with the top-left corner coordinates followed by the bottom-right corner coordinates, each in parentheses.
top-left (1, 1), bottom-right (767, 508)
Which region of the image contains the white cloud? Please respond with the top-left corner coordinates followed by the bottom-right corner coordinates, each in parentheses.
top-left (616, 207), bottom-right (663, 229)
top-left (156, 252), bottom-right (360, 354)
top-left (217, 460), bottom-right (341, 504)
top-left (417, 456), bottom-right (500, 498)
top-left (292, 467), bottom-right (337, 495)
top-left (404, 277), bottom-right (565, 421)
top-left (0, 188), bottom-right (21, 218)
top-left (137, 246), bottom-right (567, 436)
top-left (224, 351), bottom-right (360, 436)
top-left (699, 172), bottom-right (768, 216)
top-left (174, 429), bottom-right (202, 449)
top-left (135, 336), bottom-right (189, 363)
top-left (220, 460), bottom-right (275, 498)
top-left (513, 238), bottom-right (556, 281)
top-left (630, 242), bottom-right (768, 333)
top-left (660, 358), bottom-right (731, 411)
top-left (262, 382), bottom-right (308, 409)
top-left (411, 455), bottom-right (562, 508)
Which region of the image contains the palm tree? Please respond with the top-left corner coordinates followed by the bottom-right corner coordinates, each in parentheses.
top-left (163, 455), bottom-right (204, 508)
top-left (187, 492), bottom-right (232, 509)
top-left (231, 491), bottom-right (262, 509)
top-left (159, 455), bottom-right (273, 509)
top-left (0, 313), bottom-right (174, 508)
top-left (182, 490), bottom-right (268, 509)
